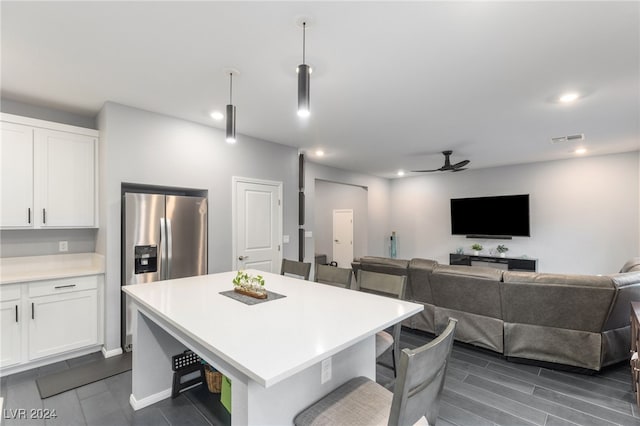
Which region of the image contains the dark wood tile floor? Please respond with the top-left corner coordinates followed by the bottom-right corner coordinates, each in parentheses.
top-left (2, 328), bottom-right (639, 425)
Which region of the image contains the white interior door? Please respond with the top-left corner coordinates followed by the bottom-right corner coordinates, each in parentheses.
top-left (233, 177), bottom-right (282, 273)
top-left (333, 209), bottom-right (353, 268)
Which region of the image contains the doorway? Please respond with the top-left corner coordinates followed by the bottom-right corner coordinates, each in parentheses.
top-left (232, 177), bottom-right (282, 272)
top-left (314, 180), bottom-right (367, 267)
top-left (333, 209), bottom-right (353, 268)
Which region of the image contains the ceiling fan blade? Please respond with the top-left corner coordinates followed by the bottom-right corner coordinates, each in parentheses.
top-left (452, 160), bottom-right (470, 169)
top-left (452, 168), bottom-right (467, 172)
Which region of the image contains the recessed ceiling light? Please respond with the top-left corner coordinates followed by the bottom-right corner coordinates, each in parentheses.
top-left (315, 150), bottom-right (324, 157)
top-left (397, 170), bottom-right (405, 177)
top-left (559, 92), bottom-right (580, 103)
top-left (210, 111), bottom-right (224, 120)
top-left (575, 147), bottom-right (587, 155)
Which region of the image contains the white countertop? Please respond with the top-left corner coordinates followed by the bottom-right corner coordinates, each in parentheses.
top-left (0, 253), bottom-right (105, 284)
top-left (123, 270), bottom-right (423, 387)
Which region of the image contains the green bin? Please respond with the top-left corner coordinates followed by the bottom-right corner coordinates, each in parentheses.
top-left (221, 375), bottom-right (232, 413)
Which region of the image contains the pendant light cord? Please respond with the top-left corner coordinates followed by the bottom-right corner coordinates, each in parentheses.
top-left (229, 73), bottom-right (233, 104)
top-left (302, 22), bottom-right (306, 64)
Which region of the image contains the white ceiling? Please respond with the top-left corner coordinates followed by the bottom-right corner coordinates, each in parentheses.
top-left (2, 1), bottom-right (639, 178)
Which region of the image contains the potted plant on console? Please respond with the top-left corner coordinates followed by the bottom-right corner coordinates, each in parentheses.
top-left (233, 270), bottom-right (267, 299)
top-left (496, 244), bottom-right (509, 258)
top-left (471, 243), bottom-right (483, 256)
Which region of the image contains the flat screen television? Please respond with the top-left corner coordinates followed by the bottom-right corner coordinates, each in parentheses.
top-left (450, 194), bottom-right (530, 238)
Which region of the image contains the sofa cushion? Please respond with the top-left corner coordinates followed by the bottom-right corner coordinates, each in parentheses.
top-left (620, 257), bottom-right (640, 273)
top-left (433, 264), bottom-right (503, 281)
top-left (503, 271), bottom-right (615, 288)
top-left (602, 271), bottom-right (640, 330)
top-left (501, 272), bottom-right (615, 332)
top-left (407, 258), bottom-right (438, 304)
top-left (359, 256), bottom-right (409, 271)
top-left (430, 264), bottom-right (503, 319)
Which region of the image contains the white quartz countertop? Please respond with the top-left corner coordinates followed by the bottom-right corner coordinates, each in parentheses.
top-left (0, 253), bottom-right (105, 284)
top-left (123, 270), bottom-right (423, 387)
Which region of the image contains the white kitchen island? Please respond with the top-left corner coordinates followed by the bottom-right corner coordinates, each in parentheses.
top-left (122, 270), bottom-right (422, 425)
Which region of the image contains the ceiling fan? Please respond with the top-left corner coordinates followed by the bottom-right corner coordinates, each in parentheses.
top-left (412, 150), bottom-right (470, 173)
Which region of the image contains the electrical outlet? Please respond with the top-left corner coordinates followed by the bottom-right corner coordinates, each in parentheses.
top-left (59, 241), bottom-right (68, 252)
top-left (321, 357), bottom-right (332, 384)
top-left (283, 235), bottom-right (290, 243)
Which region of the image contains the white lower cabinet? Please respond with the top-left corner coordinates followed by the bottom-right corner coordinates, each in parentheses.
top-left (0, 299), bottom-right (22, 368)
top-left (28, 290), bottom-right (98, 360)
top-left (0, 275), bottom-right (102, 373)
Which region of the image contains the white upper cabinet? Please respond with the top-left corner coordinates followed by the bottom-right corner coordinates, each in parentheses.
top-left (0, 122), bottom-right (34, 228)
top-left (0, 114), bottom-right (98, 229)
top-left (34, 129), bottom-right (96, 227)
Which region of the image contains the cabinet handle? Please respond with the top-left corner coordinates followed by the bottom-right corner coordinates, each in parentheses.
top-left (15, 305), bottom-right (18, 323)
top-left (42, 208), bottom-right (46, 224)
top-left (31, 302), bottom-right (34, 320)
top-left (27, 208), bottom-right (31, 224)
top-left (54, 284), bottom-right (76, 289)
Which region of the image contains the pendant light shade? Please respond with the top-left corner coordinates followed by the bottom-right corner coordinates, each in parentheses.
top-left (297, 64), bottom-right (310, 117)
top-left (297, 22), bottom-right (310, 117)
top-left (225, 104), bottom-right (236, 143)
top-left (226, 72), bottom-right (236, 144)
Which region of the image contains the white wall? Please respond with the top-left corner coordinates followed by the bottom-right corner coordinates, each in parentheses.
top-left (304, 162), bottom-right (391, 266)
top-left (97, 102), bottom-right (298, 352)
top-left (0, 98), bottom-right (97, 129)
top-left (314, 180), bottom-right (368, 264)
top-left (0, 229), bottom-right (97, 257)
top-left (390, 152), bottom-right (639, 274)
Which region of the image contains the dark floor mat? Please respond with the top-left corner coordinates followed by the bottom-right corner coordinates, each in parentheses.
top-left (36, 352), bottom-right (132, 399)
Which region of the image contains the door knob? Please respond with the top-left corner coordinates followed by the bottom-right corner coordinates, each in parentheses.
top-left (238, 255), bottom-right (249, 261)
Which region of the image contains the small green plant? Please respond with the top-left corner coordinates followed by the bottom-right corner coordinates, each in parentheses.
top-left (232, 270), bottom-right (265, 292)
top-left (471, 243), bottom-right (483, 252)
top-left (496, 244), bottom-right (509, 254)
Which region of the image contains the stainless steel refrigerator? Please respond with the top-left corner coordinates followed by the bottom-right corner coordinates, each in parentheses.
top-left (121, 192), bottom-right (207, 351)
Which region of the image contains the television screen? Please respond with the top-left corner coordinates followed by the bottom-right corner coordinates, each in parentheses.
top-left (450, 194), bottom-right (530, 237)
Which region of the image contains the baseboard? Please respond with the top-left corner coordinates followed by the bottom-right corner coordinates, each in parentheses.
top-left (129, 388), bottom-right (171, 411)
top-left (0, 345), bottom-right (102, 378)
top-left (102, 346), bottom-right (123, 358)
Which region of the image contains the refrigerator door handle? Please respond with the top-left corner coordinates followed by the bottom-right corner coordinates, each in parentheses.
top-left (160, 217), bottom-right (166, 280)
top-left (166, 218), bottom-right (173, 279)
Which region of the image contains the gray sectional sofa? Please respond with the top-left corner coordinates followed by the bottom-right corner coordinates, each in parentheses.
top-left (352, 256), bottom-right (640, 371)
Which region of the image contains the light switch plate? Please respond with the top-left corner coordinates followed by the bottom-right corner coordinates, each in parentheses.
top-left (283, 235), bottom-right (290, 243)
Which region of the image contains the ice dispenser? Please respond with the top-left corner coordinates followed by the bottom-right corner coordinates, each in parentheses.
top-left (134, 245), bottom-right (158, 274)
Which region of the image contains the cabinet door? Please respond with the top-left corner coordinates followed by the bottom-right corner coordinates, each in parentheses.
top-left (34, 129), bottom-right (96, 227)
top-left (0, 122), bottom-right (33, 228)
top-left (28, 290), bottom-right (98, 360)
top-left (0, 300), bottom-right (22, 368)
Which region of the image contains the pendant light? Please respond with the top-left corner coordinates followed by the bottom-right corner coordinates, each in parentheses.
top-left (297, 21), bottom-right (310, 117)
top-left (226, 72), bottom-right (236, 143)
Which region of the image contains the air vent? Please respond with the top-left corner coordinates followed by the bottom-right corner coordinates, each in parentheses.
top-left (551, 134), bottom-right (585, 144)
